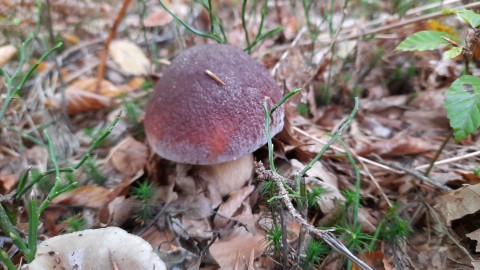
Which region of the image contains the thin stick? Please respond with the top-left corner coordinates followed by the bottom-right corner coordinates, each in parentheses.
top-left (292, 127), bottom-right (402, 174)
top-left (424, 132), bottom-right (453, 176)
top-left (337, 2), bottom-right (480, 42)
top-left (205, 69), bottom-right (225, 86)
top-left (255, 163), bottom-right (373, 270)
top-left (415, 149), bottom-right (480, 170)
top-left (271, 26), bottom-right (307, 76)
top-left (96, 0), bottom-right (132, 92)
top-left (295, 97), bottom-right (359, 184)
top-left (379, 160), bottom-right (451, 191)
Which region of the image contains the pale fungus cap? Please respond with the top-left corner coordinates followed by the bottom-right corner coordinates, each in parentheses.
top-left (24, 227), bottom-right (166, 270)
top-left (144, 44), bottom-right (284, 165)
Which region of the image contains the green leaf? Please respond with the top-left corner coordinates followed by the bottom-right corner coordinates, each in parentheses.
top-left (395, 30), bottom-right (458, 51)
top-left (444, 8), bottom-right (480, 28)
top-left (443, 46), bottom-right (462, 59)
top-left (445, 75), bottom-right (480, 141)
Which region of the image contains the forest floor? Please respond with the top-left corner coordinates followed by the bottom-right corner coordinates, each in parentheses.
top-left (1, 0), bottom-right (480, 269)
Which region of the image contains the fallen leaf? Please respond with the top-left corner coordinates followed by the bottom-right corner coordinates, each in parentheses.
top-left (109, 40), bottom-right (151, 76)
top-left (466, 229), bottom-right (480, 252)
top-left (214, 185), bottom-right (255, 229)
top-left (0, 44), bottom-right (16, 67)
top-left (0, 173), bottom-right (18, 194)
top-left (52, 185), bottom-right (111, 208)
top-left (127, 77), bottom-right (145, 89)
top-left (98, 196), bottom-right (134, 226)
top-left (68, 77), bottom-right (122, 97)
top-left (45, 87), bottom-right (112, 114)
top-left (141, 227), bottom-right (176, 253)
top-left (435, 184), bottom-right (480, 225)
top-left (356, 135), bottom-right (433, 157)
top-left (181, 216), bottom-right (213, 239)
top-left (61, 33), bottom-right (81, 45)
top-left (110, 137), bottom-right (148, 176)
top-left (210, 214), bottom-right (266, 270)
top-left (143, 8), bottom-right (173, 27)
top-left (472, 260), bottom-right (480, 270)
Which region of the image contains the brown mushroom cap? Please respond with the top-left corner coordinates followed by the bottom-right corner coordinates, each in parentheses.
top-left (144, 44), bottom-right (284, 165)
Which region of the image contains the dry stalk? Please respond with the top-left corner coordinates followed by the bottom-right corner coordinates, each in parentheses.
top-left (255, 162), bottom-right (373, 270)
top-left (95, 0), bottom-right (132, 92)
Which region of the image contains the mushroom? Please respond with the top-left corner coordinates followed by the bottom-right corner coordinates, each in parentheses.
top-left (144, 44), bottom-right (284, 193)
top-left (24, 227), bottom-right (166, 270)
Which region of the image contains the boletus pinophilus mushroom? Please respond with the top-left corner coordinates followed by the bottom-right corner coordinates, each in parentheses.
top-left (144, 44), bottom-right (284, 194)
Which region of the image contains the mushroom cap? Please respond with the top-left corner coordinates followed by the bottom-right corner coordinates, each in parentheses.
top-left (144, 44), bottom-right (284, 165)
top-left (24, 227), bottom-right (166, 270)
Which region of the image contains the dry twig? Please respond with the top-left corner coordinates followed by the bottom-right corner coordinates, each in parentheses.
top-left (255, 162), bottom-right (373, 270)
top-left (95, 0), bottom-right (132, 92)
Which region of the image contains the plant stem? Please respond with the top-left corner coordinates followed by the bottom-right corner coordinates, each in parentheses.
top-left (263, 100), bottom-right (276, 173)
top-left (424, 132), bottom-right (452, 176)
top-left (0, 249), bottom-right (17, 270)
top-left (0, 205), bottom-right (28, 254)
top-left (241, 0), bottom-right (251, 49)
top-left (27, 199), bottom-right (39, 262)
top-left (295, 97), bottom-right (359, 184)
top-left (15, 111), bottom-right (121, 200)
top-left (0, 41), bottom-right (62, 122)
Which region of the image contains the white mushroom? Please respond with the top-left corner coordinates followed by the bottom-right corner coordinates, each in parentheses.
top-left (24, 227), bottom-right (166, 270)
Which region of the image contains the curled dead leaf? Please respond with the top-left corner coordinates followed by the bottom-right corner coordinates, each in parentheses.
top-left (210, 213), bottom-right (266, 269)
top-left (356, 135), bottom-right (434, 157)
top-left (109, 40), bottom-right (151, 76)
top-left (52, 185), bottom-right (111, 208)
top-left (45, 87), bottom-right (112, 114)
top-left (435, 184), bottom-right (480, 225)
top-left (214, 185), bottom-right (255, 229)
top-left (68, 77), bottom-right (122, 97)
top-left (467, 229), bottom-right (480, 252)
top-left (0, 44), bottom-right (16, 67)
top-left (110, 137), bottom-right (148, 176)
top-left (143, 8), bottom-right (173, 27)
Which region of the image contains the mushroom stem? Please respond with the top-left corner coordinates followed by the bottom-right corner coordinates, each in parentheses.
top-left (194, 154), bottom-right (254, 197)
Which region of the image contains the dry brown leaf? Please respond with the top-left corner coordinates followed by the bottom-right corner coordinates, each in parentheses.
top-left (141, 227), bottom-right (176, 253)
top-left (110, 137), bottom-right (148, 176)
top-left (109, 40), bottom-right (151, 76)
top-left (297, 159), bottom-right (337, 186)
top-left (143, 8), bottom-right (173, 27)
top-left (68, 77), bottom-right (122, 97)
top-left (214, 185), bottom-right (255, 229)
top-left (46, 87), bottom-right (111, 114)
top-left (466, 229), bottom-right (480, 252)
top-left (356, 135), bottom-right (433, 157)
top-left (0, 44), bottom-right (16, 67)
top-left (44, 77), bottom-right (120, 114)
top-left (472, 260), bottom-right (480, 270)
top-left (291, 159), bottom-right (343, 214)
top-left (98, 196), bottom-right (134, 226)
top-left (61, 33), bottom-right (81, 45)
top-left (210, 214), bottom-right (266, 270)
top-left (127, 77), bottom-right (145, 89)
top-left (435, 184), bottom-right (480, 225)
top-left (0, 173), bottom-right (18, 194)
top-left (52, 185), bottom-right (111, 208)
top-left (181, 216), bottom-right (213, 239)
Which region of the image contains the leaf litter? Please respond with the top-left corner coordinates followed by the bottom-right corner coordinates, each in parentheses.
top-left (1, 1), bottom-right (480, 269)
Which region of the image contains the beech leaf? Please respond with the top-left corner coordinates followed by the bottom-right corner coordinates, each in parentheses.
top-left (395, 30), bottom-right (458, 52)
top-left (445, 75), bottom-right (480, 141)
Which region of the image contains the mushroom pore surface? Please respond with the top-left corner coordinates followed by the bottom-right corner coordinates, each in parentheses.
top-left (145, 44), bottom-right (284, 165)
